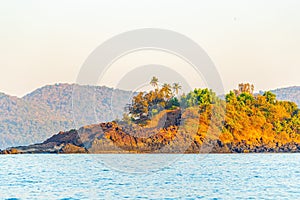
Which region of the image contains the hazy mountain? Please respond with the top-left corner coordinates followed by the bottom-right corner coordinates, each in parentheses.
top-left (0, 84), bottom-right (133, 149)
top-left (270, 86), bottom-right (300, 106)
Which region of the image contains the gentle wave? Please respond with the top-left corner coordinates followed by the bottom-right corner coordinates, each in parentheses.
top-left (0, 154), bottom-right (300, 199)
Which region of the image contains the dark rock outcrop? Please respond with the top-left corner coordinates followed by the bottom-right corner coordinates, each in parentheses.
top-left (2, 109), bottom-right (300, 154)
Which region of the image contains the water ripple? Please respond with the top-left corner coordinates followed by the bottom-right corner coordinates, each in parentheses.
top-left (0, 154), bottom-right (300, 199)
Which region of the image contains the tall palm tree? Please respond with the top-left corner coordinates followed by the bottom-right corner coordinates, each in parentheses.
top-left (150, 76), bottom-right (159, 89)
top-left (162, 83), bottom-right (172, 99)
top-left (172, 83), bottom-right (182, 96)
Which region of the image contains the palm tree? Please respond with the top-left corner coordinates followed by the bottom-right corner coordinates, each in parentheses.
top-left (161, 83), bottom-right (172, 99)
top-left (150, 76), bottom-right (159, 89)
top-left (172, 83), bottom-right (182, 96)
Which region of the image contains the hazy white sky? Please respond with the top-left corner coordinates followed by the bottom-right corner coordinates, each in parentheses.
top-left (0, 0), bottom-right (300, 97)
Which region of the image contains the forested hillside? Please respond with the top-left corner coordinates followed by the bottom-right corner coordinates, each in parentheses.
top-left (0, 84), bottom-right (132, 149)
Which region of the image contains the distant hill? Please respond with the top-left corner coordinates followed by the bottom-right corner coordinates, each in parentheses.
top-left (219, 86), bottom-right (300, 106)
top-left (269, 86), bottom-right (300, 106)
top-left (0, 84), bottom-right (133, 149)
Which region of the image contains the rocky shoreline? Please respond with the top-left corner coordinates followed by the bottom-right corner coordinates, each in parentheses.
top-left (2, 121), bottom-right (300, 154)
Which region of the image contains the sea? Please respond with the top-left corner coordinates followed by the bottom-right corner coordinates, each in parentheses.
top-left (0, 154), bottom-right (299, 199)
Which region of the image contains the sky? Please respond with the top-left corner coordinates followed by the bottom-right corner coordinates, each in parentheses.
top-left (0, 0), bottom-right (300, 97)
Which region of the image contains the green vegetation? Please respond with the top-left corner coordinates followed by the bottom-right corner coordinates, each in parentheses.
top-left (220, 87), bottom-right (300, 148)
top-left (125, 80), bottom-right (300, 150)
top-left (125, 77), bottom-right (221, 125)
top-left (126, 77), bottom-right (182, 125)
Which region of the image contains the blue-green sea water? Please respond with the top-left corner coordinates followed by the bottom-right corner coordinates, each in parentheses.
top-left (0, 154), bottom-right (299, 199)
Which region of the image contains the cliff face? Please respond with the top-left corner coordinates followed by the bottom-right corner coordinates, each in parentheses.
top-left (2, 109), bottom-right (300, 154)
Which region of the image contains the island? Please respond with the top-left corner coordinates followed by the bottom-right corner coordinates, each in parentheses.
top-left (2, 80), bottom-right (300, 154)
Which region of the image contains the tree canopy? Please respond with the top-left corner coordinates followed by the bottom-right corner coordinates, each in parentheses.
top-left (124, 80), bottom-right (300, 149)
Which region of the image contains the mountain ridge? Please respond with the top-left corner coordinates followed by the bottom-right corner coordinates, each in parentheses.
top-left (269, 86), bottom-right (300, 106)
top-left (0, 83), bottom-right (134, 149)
